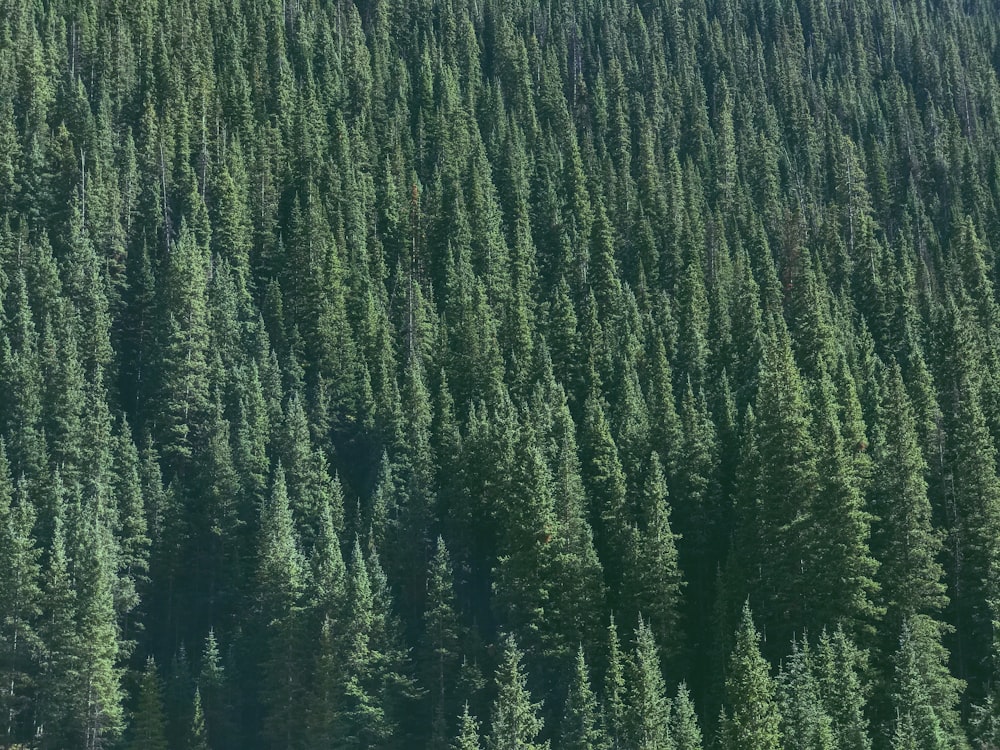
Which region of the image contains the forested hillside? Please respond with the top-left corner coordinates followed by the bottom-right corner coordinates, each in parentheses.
top-left (3, 0), bottom-right (1000, 746)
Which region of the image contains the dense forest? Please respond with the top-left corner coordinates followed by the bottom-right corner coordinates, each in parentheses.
top-left (4, 0), bottom-right (1000, 746)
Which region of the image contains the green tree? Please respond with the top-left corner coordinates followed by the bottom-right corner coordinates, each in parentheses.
top-left (0, 444), bottom-right (41, 745)
top-left (257, 464), bottom-right (307, 749)
top-left (813, 629), bottom-right (871, 750)
top-left (670, 684), bottom-right (703, 750)
top-left (456, 703), bottom-right (482, 750)
top-left (777, 639), bottom-right (835, 750)
top-left (721, 603), bottom-right (781, 750)
top-left (488, 635), bottom-right (547, 750)
top-left (424, 537), bottom-right (462, 747)
top-left (624, 619), bottom-right (672, 750)
top-left (890, 622), bottom-right (950, 750)
top-left (561, 647), bottom-right (609, 750)
top-left (628, 451), bottom-right (684, 668)
top-left (154, 220), bottom-right (212, 478)
top-left (189, 687), bottom-right (210, 750)
top-left (127, 658), bottom-right (168, 750)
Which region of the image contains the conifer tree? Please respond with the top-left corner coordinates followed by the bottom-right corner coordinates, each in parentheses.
top-left (624, 619), bottom-right (672, 750)
top-left (127, 658), bottom-right (168, 750)
top-left (579, 393), bottom-right (631, 607)
top-left (155, 220), bottom-right (212, 479)
top-left (671, 684), bottom-right (703, 750)
top-left (890, 622), bottom-right (951, 750)
top-left (604, 617), bottom-right (628, 750)
top-left (872, 363), bottom-right (948, 629)
top-left (814, 629), bottom-right (872, 750)
top-left (423, 536), bottom-right (462, 746)
top-left (256, 464), bottom-right (307, 749)
top-left (189, 687), bottom-right (210, 750)
top-left (488, 635), bottom-right (547, 750)
top-left (0, 448), bottom-right (41, 745)
top-left (561, 647), bottom-right (609, 750)
top-left (777, 639), bottom-right (835, 750)
top-left (456, 703), bottom-right (482, 750)
top-left (198, 629), bottom-right (228, 750)
top-left (627, 456), bottom-right (686, 655)
top-left (72, 500), bottom-right (125, 749)
top-left (721, 603), bottom-right (781, 750)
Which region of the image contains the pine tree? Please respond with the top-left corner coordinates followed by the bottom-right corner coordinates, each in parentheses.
top-left (721, 603), bottom-right (781, 750)
top-left (334, 540), bottom-right (395, 748)
top-left (624, 619), bottom-right (672, 750)
top-left (127, 658), bottom-right (168, 750)
top-left (628, 451), bottom-right (684, 668)
top-left (456, 703), bottom-right (482, 750)
top-left (423, 537), bottom-right (462, 746)
top-left (579, 394), bottom-right (630, 607)
top-left (0, 446), bottom-right (41, 746)
top-left (189, 687), bottom-right (210, 750)
top-left (813, 629), bottom-right (871, 750)
top-left (807, 368), bottom-right (880, 639)
top-left (488, 634), bottom-right (547, 750)
top-left (890, 622), bottom-right (950, 750)
top-left (671, 684), bottom-right (703, 750)
top-left (777, 639), bottom-right (835, 750)
top-left (747, 322), bottom-right (821, 649)
top-left (872, 363), bottom-right (948, 629)
top-left (256, 464), bottom-right (307, 750)
top-left (154, 220), bottom-right (212, 479)
top-left (198, 629), bottom-right (229, 750)
top-left (604, 616), bottom-right (628, 750)
top-left (561, 647), bottom-right (609, 750)
top-left (72, 498), bottom-right (126, 749)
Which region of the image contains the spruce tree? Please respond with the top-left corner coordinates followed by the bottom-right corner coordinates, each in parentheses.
top-left (670, 684), bottom-right (703, 750)
top-left (189, 687), bottom-right (210, 750)
top-left (561, 647), bottom-right (609, 750)
top-left (629, 452), bottom-right (684, 668)
top-left (256, 465), bottom-right (307, 750)
top-left (624, 619), bottom-right (672, 750)
top-left (0, 447), bottom-right (41, 745)
top-left (814, 629), bottom-right (872, 750)
top-left (777, 639), bottom-right (835, 750)
top-left (456, 703), bottom-right (482, 750)
top-left (488, 634), bottom-right (547, 750)
top-left (423, 536), bottom-right (462, 746)
top-left (721, 603), bottom-right (781, 750)
top-left (127, 658), bottom-right (168, 750)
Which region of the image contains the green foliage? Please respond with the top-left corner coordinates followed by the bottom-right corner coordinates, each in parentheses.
top-left (488, 635), bottom-right (547, 750)
top-left (721, 604), bottom-right (782, 750)
top-left (560, 647), bottom-right (609, 750)
top-left (128, 658), bottom-right (168, 750)
top-left (2, 0), bottom-right (1000, 746)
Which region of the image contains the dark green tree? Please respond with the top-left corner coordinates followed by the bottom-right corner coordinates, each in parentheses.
top-left (721, 603), bottom-right (781, 750)
top-left (488, 634), bottom-right (547, 750)
top-left (127, 658), bottom-right (169, 750)
top-left (561, 646), bottom-right (610, 750)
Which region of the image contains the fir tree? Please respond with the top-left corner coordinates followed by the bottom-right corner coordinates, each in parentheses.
top-left (670, 684), bottom-right (703, 750)
top-left (721, 603), bottom-right (781, 750)
top-left (624, 619), bottom-right (672, 750)
top-left (488, 635), bottom-right (547, 750)
top-left (0, 447), bottom-right (41, 745)
top-left (127, 658), bottom-right (168, 750)
top-left (456, 703), bottom-right (482, 750)
top-left (561, 647), bottom-right (609, 750)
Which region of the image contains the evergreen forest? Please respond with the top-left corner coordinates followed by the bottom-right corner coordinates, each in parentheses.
top-left (4, 0), bottom-right (1000, 747)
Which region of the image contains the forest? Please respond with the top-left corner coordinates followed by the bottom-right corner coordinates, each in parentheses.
top-left (2, 0), bottom-right (1000, 747)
